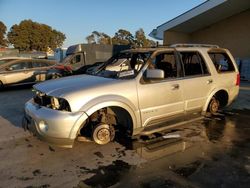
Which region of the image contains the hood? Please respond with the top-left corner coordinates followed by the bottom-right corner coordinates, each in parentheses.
top-left (34, 74), bottom-right (117, 97)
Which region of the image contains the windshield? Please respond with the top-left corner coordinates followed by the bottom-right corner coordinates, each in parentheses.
top-left (88, 52), bottom-right (152, 79)
top-left (60, 55), bottom-right (73, 64)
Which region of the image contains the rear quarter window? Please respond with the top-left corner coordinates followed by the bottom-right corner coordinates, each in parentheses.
top-left (208, 52), bottom-right (235, 73)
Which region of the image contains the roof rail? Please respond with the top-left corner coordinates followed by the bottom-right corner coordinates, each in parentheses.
top-left (170, 43), bottom-right (219, 48)
top-left (152, 44), bottom-right (170, 48)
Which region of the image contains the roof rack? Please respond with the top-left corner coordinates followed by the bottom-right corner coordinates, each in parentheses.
top-left (170, 43), bottom-right (219, 48)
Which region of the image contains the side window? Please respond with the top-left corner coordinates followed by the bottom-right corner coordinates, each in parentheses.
top-left (32, 61), bottom-right (43, 68)
top-left (71, 54), bottom-right (81, 64)
top-left (33, 61), bottom-right (49, 67)
top-left (208, 52), bottom-right (235, 72)
top-left (151, 52), bottom-right (178, 78)
top-left (180, 52), bottom-right (208, 76)
top-left (27, 62), bottom-right (33, 68)
top-left (9, 62), bottom-right (32, 71)
top-left (43, 62), bottom-right (50, 66)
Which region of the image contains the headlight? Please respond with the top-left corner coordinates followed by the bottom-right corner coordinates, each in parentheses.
top-left (50, 97), bottom-right (71, 112)
top-left (32, 88), bottom-right (71, 112)
top-left (51, 97), bottom-right (60, 109)
top-left (38, 121), bottom-right (49, 132)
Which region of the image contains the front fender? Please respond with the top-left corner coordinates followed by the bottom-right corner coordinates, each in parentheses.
top-left (80, 95), bottom-right (140, 130)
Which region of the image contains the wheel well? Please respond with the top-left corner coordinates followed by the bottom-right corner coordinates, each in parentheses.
top-left (214, 90), bottom-right (229, 108)
top-left (109, 106), bottom-right (133, 136)
top-left (79, 106), bottom-right (133, 137)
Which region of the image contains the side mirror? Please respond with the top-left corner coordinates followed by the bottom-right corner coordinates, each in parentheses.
top-left (146, 69), bottom-right (164, 79)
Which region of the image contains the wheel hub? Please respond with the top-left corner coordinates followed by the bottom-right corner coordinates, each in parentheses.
top-left (97, 128), bottom-right (110, 142)
top-left (210, 99), bottom-right (219, 113)
top-left (92, 124), bottom-right (115, 145)
top-left (212, 103), bottom-right (218, 111)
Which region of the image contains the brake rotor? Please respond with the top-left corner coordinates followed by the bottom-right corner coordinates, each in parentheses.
top-left (92, 124), bottom-right (115, 145)
top-left (209, 97), bottom-right (220, 114)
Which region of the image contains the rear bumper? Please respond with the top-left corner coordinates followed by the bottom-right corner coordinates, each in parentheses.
top-left (22, 100), bottom-right (88, 148)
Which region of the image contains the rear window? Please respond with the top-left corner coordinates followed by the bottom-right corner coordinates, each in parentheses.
top-left (33, 61), bottom-right (50, 67)
top-left (208, 52), bottom-right (235, 73)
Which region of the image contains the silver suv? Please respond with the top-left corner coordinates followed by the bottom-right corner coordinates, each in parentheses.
top-left (22, 44), bottom-right (240, 148)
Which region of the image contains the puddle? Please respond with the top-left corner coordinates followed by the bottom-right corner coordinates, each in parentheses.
top-left (173, 161), bottom-right (203, 177)
top-left (25, 184), bottom-right (50, 188)
top-left (140, 179), bottom-right (176, 188)
top-left (32, 169), bottom-right (41, 176)
top-left (77, 160), bottom-right (131, 188)
top-left (76, 109), bottom-right (250, 187)
top-left (93, 151), bottom-right (104, 159)
top-left (203, 118), bottom-right (226, 142)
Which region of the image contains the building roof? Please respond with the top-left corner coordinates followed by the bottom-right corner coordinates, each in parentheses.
top-left (149, 0), bottom-right (250, 40)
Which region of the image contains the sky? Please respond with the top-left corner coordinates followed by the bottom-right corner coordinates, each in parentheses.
top-left (0, 0), bottom-right (205, 48)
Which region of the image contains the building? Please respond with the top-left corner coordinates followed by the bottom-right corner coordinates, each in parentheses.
top-left (150, 0), bottom-right (250, 79)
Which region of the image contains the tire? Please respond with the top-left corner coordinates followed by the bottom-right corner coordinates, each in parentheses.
top-left (0, 81), bottom-right (4, 90)
top-left (208, 97), bottom-right (220, 114)
top-left (92, 123), bottom-right (115, 145)
top-left (51, 73), bottom-right (62, 79)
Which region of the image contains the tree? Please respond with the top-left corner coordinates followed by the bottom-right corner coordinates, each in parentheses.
top-left (99, 32), bottom-right (112, 45)
top-left (0, 21), bottom-right (7, 47)
top-left (50, 29), bottom-right (66, 49)
top-left (85, 28), bottom-right (156, 48)
top-left (7, 20), bottom-right (66, 51)
top-left (86, 34), bottom-right (95, 44)
top-left (86, 31), bottom-right (111, 44)
top-left (112, 29), bottom-right (135, 46)
top-left (134, 28), bottom-right (156, 47)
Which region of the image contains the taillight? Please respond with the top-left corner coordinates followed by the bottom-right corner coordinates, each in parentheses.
top-left (236, 73), bottom-right (240, 86)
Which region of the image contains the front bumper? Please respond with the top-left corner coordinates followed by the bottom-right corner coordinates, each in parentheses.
top-left (22, 100), bottom-right (88, 148)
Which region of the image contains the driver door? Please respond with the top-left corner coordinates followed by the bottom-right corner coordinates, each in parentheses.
top-left (69, 53), bottom-right (84, 70)
top-left (137, 50), bottom-right (185, 128)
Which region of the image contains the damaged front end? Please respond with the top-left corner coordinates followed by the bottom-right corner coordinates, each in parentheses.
top-left (22, 88), bottom-right (88, 148)
top-left (33, 90), bottom-right (71, 112)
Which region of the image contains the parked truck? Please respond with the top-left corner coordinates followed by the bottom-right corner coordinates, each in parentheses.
top-left (48, 44), bottom-right (130, 78)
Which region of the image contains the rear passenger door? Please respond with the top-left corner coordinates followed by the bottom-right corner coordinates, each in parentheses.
top-left (3, 60), bottom-right (34, 85)
top-left (178, 51), bottom-right (213, 113)
top-left (32, 60), bottom-right (50, 82)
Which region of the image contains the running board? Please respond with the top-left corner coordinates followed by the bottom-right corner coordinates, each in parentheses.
top-left (140, 116), bottom-right (204, 136)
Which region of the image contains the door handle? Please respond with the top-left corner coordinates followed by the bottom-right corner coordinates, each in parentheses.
top-left (171, 84), bottom-right (179, 90)
top-left (207, 79), bottom-right (213, 84)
